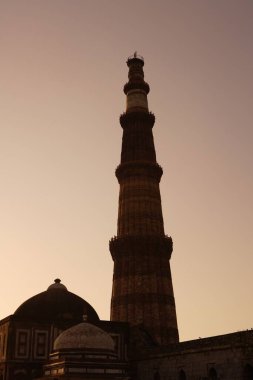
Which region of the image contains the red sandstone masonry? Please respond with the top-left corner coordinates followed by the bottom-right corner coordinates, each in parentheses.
top-left (110, 56), bottom-right (179, 345)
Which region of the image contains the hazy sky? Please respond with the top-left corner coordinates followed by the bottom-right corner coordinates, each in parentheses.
top-left (1, 0), bottom-right (252, 342)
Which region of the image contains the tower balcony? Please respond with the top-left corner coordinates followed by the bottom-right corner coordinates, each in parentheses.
top-left (120, 111), bottom-right (155, 129)
top-left (115, 161), bottom-right (163, 183)
top-left (109, 234), bottom-right (173, 261)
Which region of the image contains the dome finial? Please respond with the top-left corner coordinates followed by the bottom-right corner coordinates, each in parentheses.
top-left (47, 279), bottom-right (67, 291)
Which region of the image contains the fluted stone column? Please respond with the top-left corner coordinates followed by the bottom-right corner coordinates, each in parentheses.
top-left (110, 54), bottom-right (179, 345)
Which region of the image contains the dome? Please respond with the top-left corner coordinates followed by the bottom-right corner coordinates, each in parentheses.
top-left (54, 322), bottom-right (115, 352)
top-left (14, 279), bottom-right (99, 323)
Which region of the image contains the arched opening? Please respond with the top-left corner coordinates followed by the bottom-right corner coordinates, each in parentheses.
top-left (208, 367), bottom-right (218, 380)
top-left (154, 371), bottom-right (160, 380)
top-left (243, 364), bottom-right (253, 380)
top-left (179, 369), bottom-right (186, 380)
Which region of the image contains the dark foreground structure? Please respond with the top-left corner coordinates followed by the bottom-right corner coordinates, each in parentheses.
top-left (0, 55), bottom-right (253, 380)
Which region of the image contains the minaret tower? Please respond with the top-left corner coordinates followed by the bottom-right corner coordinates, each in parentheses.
top-left (110, 54), bottom-right (179, 345)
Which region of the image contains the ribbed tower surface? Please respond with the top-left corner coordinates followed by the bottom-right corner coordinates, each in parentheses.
top-left (110, 54), bottom-right (179, 345)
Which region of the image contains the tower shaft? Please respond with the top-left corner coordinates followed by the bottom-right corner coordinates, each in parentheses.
top-left (110, 55), bottom-right (179, 345)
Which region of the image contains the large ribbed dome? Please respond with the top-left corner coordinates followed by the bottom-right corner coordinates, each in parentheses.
top-left (54, 322), bottom-right (115, 352)
top-left (14, 279), bottom-right (99, 323)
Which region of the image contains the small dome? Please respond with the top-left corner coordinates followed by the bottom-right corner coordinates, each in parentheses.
top-left (14, 279), bottom-right (99, 323)
top-left (54, 322), bottom-right (115, 352)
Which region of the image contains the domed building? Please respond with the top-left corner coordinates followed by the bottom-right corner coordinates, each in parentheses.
top-left (38, 322), bottom-right (128, 379)
top-left (14, 279), bottom-right (99, 325)
top-left (0, 280), bottom-right (129, 380)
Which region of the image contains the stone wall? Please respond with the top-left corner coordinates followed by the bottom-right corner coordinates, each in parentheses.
top-left (135, 331), bottom-right (253, 380)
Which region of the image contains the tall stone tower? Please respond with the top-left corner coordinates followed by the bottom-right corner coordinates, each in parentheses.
top-left (110, 54), bottom-right (179, 345)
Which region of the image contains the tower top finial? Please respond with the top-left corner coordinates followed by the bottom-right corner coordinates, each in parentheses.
top-left (127, 52), bottom-right (144, 63)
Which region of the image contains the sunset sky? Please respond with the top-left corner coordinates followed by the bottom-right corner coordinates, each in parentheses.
top-left (1, 0), bottom-right (253, 341)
